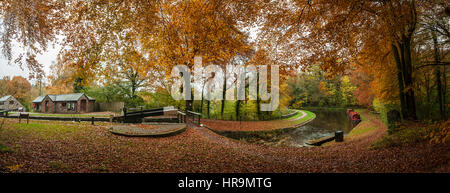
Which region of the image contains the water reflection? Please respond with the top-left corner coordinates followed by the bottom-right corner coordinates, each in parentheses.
top-left (280, 109), bottom-right (354, 147)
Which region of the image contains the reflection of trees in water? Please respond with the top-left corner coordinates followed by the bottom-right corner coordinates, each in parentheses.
top-left (280, 110), bottom-right (354, 147)
top-left (308, 110), bottom-right (353, 133)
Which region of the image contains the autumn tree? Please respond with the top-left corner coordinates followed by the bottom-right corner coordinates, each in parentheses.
top-left (0, 76), bottom-right (32, 108)
top-left (45, 61), bottom-right (75, 95)
top-left (257, 0), bottom-right (450, 120)
top-left (0, 0), bottom-right (65, 79)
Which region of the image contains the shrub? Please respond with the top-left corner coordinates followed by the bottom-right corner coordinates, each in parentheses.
top-left (372, 120), bottom-right (449, 149)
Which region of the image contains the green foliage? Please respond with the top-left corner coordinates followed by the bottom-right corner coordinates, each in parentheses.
top-left (126, 96), bottom-right (145, 108)
top-left (82, 84), bottom-right (145, 107)
top-left (0, 143), bottom-right (13, 153)
top-left (142, 89), bottom-right (180, 109)
top-left (372, 98), bottom-right (400, 125)
top-left (73, 78), bottom-right (84, 93)
top-left (286, 66), bottom-right (357, 108)
top-left (82, 85), bottom-right (124, 103)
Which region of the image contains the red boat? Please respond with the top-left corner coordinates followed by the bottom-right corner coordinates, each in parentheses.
top-left (346, 109), bottom-right (361, 126)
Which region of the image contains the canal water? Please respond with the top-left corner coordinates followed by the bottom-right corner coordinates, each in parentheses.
top-left (276, 109), bottom-right (354, 147)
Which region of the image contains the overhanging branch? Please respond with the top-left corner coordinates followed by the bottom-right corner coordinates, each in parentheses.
top-left (416, 61), bottom-right (450, 69)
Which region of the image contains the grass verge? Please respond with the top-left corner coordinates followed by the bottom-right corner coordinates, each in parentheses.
top-left (0, 143), bottom-right (13, 153)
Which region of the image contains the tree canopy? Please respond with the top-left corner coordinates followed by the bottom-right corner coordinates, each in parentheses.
top-left (0, 0), bottom-right (448, 120)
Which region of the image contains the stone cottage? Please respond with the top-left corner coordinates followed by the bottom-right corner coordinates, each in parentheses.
top-left (0, 95), bottom-right (25, 111)
top-left (32, 93), bottom-right (95, 113)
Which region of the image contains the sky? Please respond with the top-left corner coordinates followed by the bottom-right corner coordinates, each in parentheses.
top-left (0, 42), bottom-right (60, 84)
top-left (0, 25), bottom-right (259, 85)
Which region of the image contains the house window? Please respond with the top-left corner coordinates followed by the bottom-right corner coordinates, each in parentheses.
top-left (62, 102), bottom-right (66, 107)
top-left (0, 102), bottom-right (4, 105)
top-left (68, 102), bottom-right (75, 110)
top-left (9, 101), bottom-right (14, 105)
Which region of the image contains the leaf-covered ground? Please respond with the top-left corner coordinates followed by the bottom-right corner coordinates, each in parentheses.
top-left (0, 112), bottom-right (448, 173)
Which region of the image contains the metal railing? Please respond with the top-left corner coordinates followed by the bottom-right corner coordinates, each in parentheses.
top-left (186, 110), bottom-right (201, 125)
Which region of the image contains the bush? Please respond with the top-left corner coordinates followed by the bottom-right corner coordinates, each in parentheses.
top-left (372, 98), bottom-right (400, 125)
top-left (371, 120), bottom-right (449, 149)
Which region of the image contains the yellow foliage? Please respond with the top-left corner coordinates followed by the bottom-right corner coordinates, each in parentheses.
top-left (7, 164), bottom-right (24, 172)
top-left (427, 120), bottom-right (450, 144)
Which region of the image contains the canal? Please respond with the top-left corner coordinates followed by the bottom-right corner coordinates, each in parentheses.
top-left (277, 109), bottom-right (354, 147)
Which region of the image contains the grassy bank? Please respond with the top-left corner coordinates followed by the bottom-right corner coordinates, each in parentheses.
top-left (8, 112), bottom-right (112, 118)
top-left (345, 109), bottom-right (378, 138)
top-left (301, 107), bottom-right (348, 112)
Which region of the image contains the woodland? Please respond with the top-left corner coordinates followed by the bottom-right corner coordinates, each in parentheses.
top-left (0, 0), bottom-right (449, 174)
top-left (1, 0), bottom-right (448, 121)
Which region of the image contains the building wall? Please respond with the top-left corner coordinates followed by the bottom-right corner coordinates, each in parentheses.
top-left (33, 95), bottom-right (95, 114)
top-left (39, 96), bottom-right (55, 113)
top-left (54, 101), bottom-right (78, 113)
top-left (0, 96), bottom-right (25, 111)
top-left (76, 95), bottom-right (95, 113)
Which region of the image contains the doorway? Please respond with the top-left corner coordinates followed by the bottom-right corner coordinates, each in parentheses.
top-left (45, 101), bottom-right (49, 113)
top-left (80, 99), bottom-right (87, 112)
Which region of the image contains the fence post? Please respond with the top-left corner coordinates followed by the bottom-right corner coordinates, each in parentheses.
top-left (91, 117), bottom-right (95, 125)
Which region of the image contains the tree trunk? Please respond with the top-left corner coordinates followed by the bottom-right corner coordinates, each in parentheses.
top-left (256, 71), bottom-right (261, 120)
top-left (392, 40), bottom-right (417, 120)
top-left (432, 31), bottom-right (444, 119)
top-left (207, 100), bottom-right (210, 119)
top-left (200, 86), bottom-right (204, 114)
top-left (186, 87), bottom-right (193, 112)
top-left (235, 99), bottom-right (241, 121)
top-left (221, 69), bottom-right (226, 119)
